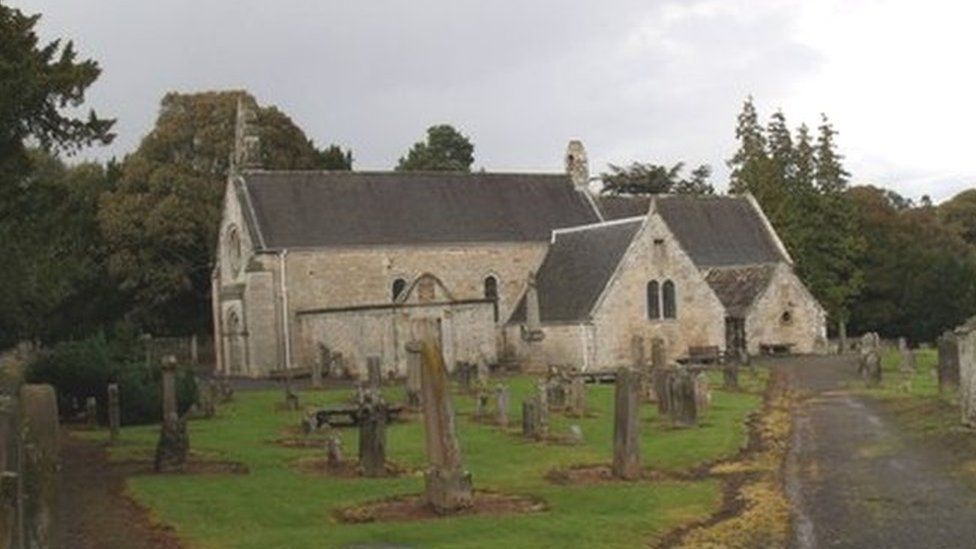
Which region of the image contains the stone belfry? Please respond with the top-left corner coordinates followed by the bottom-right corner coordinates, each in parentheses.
top-left (230, 95), bottom-right (261, 175)
top-left (565, 140), bottom-right (589, 190)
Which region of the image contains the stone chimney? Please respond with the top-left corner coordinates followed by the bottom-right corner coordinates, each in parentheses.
top-left (565, 140), bottom-right (589, 190)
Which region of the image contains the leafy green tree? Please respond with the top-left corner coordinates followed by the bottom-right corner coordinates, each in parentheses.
top-left (319, 144), bottom-right (353, 170)
top-left (98, 91), bottom-right (342, 334)
top-left (396, 124), bottom-right (474, 171)
top-left (600, 161), bottom-right (714, 195)
top-left (938, 189), bottom-right (976, 245)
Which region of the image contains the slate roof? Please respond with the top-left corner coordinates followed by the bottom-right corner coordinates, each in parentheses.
top-left (508, 218), bottom-right (643, 323)
top-left (704, 265), bottom-right (777, 317)
top-left (655, 195), bottom-right (786, 267)
top-left (239, 171), bottom-right (601, 249)
top-left (595, 195), bottom-right (651, 220)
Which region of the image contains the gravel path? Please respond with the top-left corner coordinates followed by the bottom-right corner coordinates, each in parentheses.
top-left (780, 355), bottom-right (976, 548)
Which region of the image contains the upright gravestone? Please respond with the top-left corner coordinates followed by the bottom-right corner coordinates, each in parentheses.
top-left (536, 380), bottom-right (550, 436)
top-left (18, 384), bottom-right (60, 549)
top-left (612, 368), bottom-right (641, 480)
top-left (311, 345), bottom-right (325, 389)
top-left (495, 384), bottom-right (510, 428)
top-left (899, 345), bottom-right (916, 373)
top-left (473, 383), bottom-right (489, 422)
top-left (358, 393), bottom-right (387, 477)
top-left (723, 362), bottom-right (739, 390)
top-left (367, 356), bottom-right (383, 392)
top-left (651, 338), bottom-right (668, 407)
top-left (957, 326), bottom-right (976, 427)
top-left (155, 358), bottom-right (188, 472)
top-left (405, 341), bottom-right (423, 409)
top-left (419, 335), bottom-right (473, 513)
top-left (326, 433), bottom-right (344, 469)
top-left (522, 399), bottom-right (541, 440)
top-left (107, 383), bottom-right (121, 441)
top-left (693, 371), bottom-right (711, 416)
top-left (566, 375), bottom-right (587, 417)
top-left (85, 396), bottom-right (98, 429)
top-left (938, 331), bottom-right (960, 392)
top-left (667, 366), bottom-right (698, 428)
top-left (196, 378), bottom-right (215, 418)
top-left (862, 349), bottom-right (883, 387)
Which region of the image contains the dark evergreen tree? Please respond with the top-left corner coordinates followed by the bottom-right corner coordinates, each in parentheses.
top-left (396, 124), bottom-right (474, 171)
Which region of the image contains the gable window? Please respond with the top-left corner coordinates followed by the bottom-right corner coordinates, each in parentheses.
top-left (392, 278), bottom-right (407, 301)
top-left (647, 281), bottom-right (660, 319)
top-left (662, 280), bottom-right (677, 319)
top-left (781, 310), bottom-right (793, 325)
top-left (484, 275), bottom-right (499, 322)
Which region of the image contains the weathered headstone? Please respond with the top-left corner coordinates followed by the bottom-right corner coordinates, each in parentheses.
top-left (522, 399), bottom-right (541, 440)
top-left (568, 424), bottom-right (584, 445)
top-left (861, 349), bottom-right (883, 387)
top-left (957, 325), bottom-right (976, 427)
top-left (667, 366), bottom-right (698, 428)
top-left (536, 380), bottom-right (550, 436)
top-left (358, 393), bottom-right (387, 477)
top-left (495, 384), bottom-right (510, 428)
top-left (546, 378), bottom-right (567, 410)
top-left (326, 433), bottom-right (344, 468)
top-left (649, 337), bottom-right (667, 404)
top-left (107, 383), bottom-right (121, 441)
top-left (566, 375), bottom-right (587, 417)
top-left (899, 345), bottom-right (917, 373)
top-left (419, 334), bottom-right (473, 513)
top-left (19, 384), bottom-right (60, 549)
top-left (196, 378), bottom-right (215, 418)
top-left (367, 356), bottom-right (382, 391)
top-left (155, 359), bottom-right (188, 472)
top-left (693, 371), bottom-right (711, 416)
top-left (723, 363), bottom-right (739, 390)
top-left (938, 331), bottom-right (960, 392)
top-left (405, 341), bottom-right (423, 409)
top-left (612, 367), bottom-right (641, 480)
top-left (85, 396), bottom-right (98, 429)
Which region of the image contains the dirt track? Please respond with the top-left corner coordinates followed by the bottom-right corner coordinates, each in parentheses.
top-left (57, 433), bottom-right (183, 549)
top-left (779, 355), bottom-right (976, 548)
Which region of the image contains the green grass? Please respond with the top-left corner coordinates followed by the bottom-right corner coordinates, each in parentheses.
top-left (77, 370), bottom-right (766, 548)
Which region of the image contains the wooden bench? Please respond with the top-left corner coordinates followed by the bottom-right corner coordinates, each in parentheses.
top-left (307, 404), bottom-right (405, 429)
top-left (682, 345), bottom-right (721, 364)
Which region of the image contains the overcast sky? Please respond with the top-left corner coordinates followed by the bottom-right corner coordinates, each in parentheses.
top-left (14, 0), bottom-right (976, 200)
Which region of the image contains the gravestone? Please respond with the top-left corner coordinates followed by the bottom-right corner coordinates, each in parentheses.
top-left (18, 385), bottom-right (60, 549)
top-left (405, 341), bottom-right (423, 409)
top-left (693, 371), bottom-right (711, 416)
top-left (546, 378), bottom-right (567, 410)
top-left (566, 375), bottom-right (587, 417)
top-left (326, 434), bottom-right (344, 468)
top-left (311, 344), bottom-right (325, 388)
top-left (723, 363), bottom-right (739, 390)
top-left (495, 384), bottom-right (509, 428)
top-left (358, 392), bottom-right (387, 477)
top-left (568, 424), bottom-right (584, 445)
top-left (473, 383), bottom-right (489, 422)
top-left (612, 368), bottom-right (641, 480)
top-left (283, 388), bottom-right (300, 411)
top-left (419, 335), bottom-right (473, 513)
top-left (667, 366), bottom-right (698, 428)
top-left (899, 346), bottom-right (917, 373)
top-left (650, 338), bottom-right (667, 405)
top-left (535, 380), bottom-right (550, 436)
top-left (861, 349), bottom-right (883, 387)
top-left (107, 383), bottom-right (121, 441)
top-left (155, 358), bottom-right (188, 472)
top-left (85, 396), bottom-right (98, 429)
top-left (938, 331), bottom-right (960, 392)
top-left (957, 325), bottom-right (976, 427)
top-left (367, 356), bottom-right (382, 391)
top-left (522, 399), bottom-right (542, 440)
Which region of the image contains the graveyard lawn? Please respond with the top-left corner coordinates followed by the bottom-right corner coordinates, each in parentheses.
top-left (75, 370), bottom-right (767, 548)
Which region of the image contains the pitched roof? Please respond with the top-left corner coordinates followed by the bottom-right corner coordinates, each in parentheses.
top-left (509, 218), bottom-right (643, 323)
top-left (595, 195), bottom-right (651, 220)
top-left (240, 171), bottom-right (601, 249)
top-left (704, 265), bottom-right (777, 317)
top-left (655, 195), bottom-right (786, 267)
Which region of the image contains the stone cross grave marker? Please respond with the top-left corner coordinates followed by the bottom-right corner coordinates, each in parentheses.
top-left (107, 383), bottom-right (121, 441)
top-left (612, 367), bottom-right (641, 480)
top-left (419, 332), bottom-right (473, 513)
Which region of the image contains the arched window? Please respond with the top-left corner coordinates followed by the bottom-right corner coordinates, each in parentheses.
top-left (392, 278), bottom-right (407, 301)
top-left (484, 275), bottom-right (499, 322)
top-left (662, 280), bottom-right (676, 319)
top-left (647, 280), bottom-right (660, 320)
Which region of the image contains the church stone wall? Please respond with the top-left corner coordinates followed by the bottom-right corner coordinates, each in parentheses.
top-left (284, 243), bottom-right (546, 324)
top-left (745, 264), bottom-right (826, 354)
top-left (590, 214), bottom-right (725, 368)
top-left (296, 302), bottom-right (495, 377)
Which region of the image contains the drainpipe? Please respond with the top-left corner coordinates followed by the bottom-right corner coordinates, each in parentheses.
top-left (280, 249), bottom-right (293, 371)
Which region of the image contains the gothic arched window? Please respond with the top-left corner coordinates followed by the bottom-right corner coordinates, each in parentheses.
top-left (392, 278), bottom-right (407, 301)
top-left (662, 280), bottom-right (677, 319)
top-left (647, 280), bottom-right (660, 320)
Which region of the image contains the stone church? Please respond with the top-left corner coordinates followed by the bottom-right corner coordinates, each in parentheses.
top-left (212, 135), bottom-right (825, 378)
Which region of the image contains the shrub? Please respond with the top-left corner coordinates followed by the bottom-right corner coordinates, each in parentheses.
top-left (25, 332), bottom-right (197, 425)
